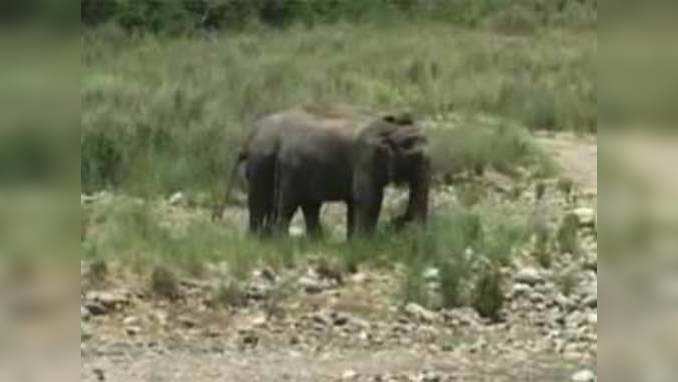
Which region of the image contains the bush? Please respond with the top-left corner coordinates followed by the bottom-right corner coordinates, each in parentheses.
top-left (81, 0), bottom-right (598, 33)
top-left (472, 266), bottom-right (504, 321)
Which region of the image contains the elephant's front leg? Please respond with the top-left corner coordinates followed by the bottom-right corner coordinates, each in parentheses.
top-left (274, 166), bottom-right (300, 236)
top-left (395, 158), bottom-right (430, 229)
top-left (302, 203), bottom-right (323, 239)
top-left (346, 200), bottom-right (355, 239)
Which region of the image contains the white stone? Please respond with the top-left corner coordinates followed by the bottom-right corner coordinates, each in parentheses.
top-left (515, 267), bottom-right (543, 286)
top-left (571, 369), bottom-right (595, 382)
top-left (169, 191), bottom-right (185, 206)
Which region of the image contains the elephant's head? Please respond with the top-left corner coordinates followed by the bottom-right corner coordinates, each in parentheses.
top-left (352, 114), bottom-right (430, 235)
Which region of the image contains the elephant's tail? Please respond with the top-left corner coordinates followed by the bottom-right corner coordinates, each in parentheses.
top-left (211, 151), bottom-right (247, 221)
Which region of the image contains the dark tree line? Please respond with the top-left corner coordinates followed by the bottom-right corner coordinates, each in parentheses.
top-left (81, 0), bottom-right (597, 34)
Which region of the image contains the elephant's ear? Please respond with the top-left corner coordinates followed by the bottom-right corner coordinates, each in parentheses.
top-left (383, 112), bottom-right (413, 125)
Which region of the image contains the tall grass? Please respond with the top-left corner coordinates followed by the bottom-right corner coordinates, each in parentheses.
top-left (82, 22), bottom-right (594, 195)
top-left (83, 194), bottom-right (532, 315)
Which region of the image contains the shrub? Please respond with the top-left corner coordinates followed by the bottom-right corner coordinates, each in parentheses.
top-left (471, 266), bottom-right (504, 321)
top-left (150, 265), bottom-right (180, 299)
top-left (557, 212), bottom-right (580, 254)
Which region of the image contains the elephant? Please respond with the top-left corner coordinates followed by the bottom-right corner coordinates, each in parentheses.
top-left (213, 104), bottom-right (430, 238)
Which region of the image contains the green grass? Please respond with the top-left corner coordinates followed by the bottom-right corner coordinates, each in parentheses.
top-left (82, 21), bottom-right (593, 195)
top-left (82, 190), bottom-right (534, 314)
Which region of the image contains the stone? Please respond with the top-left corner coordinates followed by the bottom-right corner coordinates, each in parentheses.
top-left (341, 369), bottom-right (358, 380)
top-left (168, 192), bottom-right (185, 206)
top-left (178, 316), bottom-right (197, 328)
top-left (582, 293), bottom-right (597, 309)
top-left (422, 267), bottom-right (440, 281)
top-left (404, 303), bottom-right (437, 323)
top-left (123, 316), bottom-right (140, 326)
top-left (125, 326), bottom-right (141, 336)
top-left (81, 306), bottom-right (91, 320)
top-left (84, 302), bottom-right (108, 316)
top-left (512, 283), bottom-right (531, 297)
top-left (85, 290), bottom-right (130, 310)
top-left (298, 276), bottom-right (324, 294)
top-left (555, 293), bottom-right (575, 312)
top-left (515, 268), bottom-right (543, 286)
top-left (571, 369), bottom-right (595, 382)
top-left (573, 208), bottom-right (596, 227)
top-left (289, 226), bottom-right (304, 237)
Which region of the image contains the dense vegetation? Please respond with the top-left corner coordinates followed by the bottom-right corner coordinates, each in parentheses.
top-left (82, 0), bottom-right (597, 33)
top-left (81, 2), bottom-right (596, 315)
top-left (82, 22), bottom-right (593, 194)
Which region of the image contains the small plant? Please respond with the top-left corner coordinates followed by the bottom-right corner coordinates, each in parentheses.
top-left (557, 213), bottom-right (579, 254)
top-left (533, 225), bottom-right (552, 268)
top-left (214, 281), bottom-right (247, 308)
top-left (472, 266), bottom-right (504, 321)
top-left (400, 260), bottom-right (433, 308)
top-left (535, 181), bottom-right (546, 201)
top-left (438, 258), bottom-right (466, 308)
top-left (557, 269), bottom-right (577, 297)
top-left (557, 177), bottom-right (574, 202)
top-left (88, 258), bottom-right (108, 284)
top-left (150, 265), bottom-right (180, 299)
top-left (458, 183), bottom-right (485, 207)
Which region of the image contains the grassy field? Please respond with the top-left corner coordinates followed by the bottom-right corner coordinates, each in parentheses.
top-left (82, 21), bottom-right (594, 195)
top-left (81, 19), bottom-right (595, 314)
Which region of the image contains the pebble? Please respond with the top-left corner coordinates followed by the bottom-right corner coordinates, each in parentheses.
top-left (515, 268), bottom-right (543, 286)
top-left (571, 369), bottom-right (595, 382)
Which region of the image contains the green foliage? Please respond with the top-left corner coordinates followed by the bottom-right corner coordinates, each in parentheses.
top-left (214, 281), bottom-right (247, 308)
top-left (82, 23), bottom-right (589, 194)
top-left (150, 265), bottom-right (180, 299)
top-left (81, 0), bottom-right (597, 33)
top-left (428, 117), bottom-right (558, 180)
top-left (557, 212), bottom-right (579, 254)
top-left (471, 266), bottom-right (504, 321)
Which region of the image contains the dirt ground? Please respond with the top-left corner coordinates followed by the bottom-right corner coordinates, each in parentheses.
top-left (81, 133), bottom-right (597, 382)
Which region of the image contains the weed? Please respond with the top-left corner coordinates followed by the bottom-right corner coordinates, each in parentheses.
top-left (557, 213), bottom-right (580, 254)
top-left (150, 265), bottom-right (180, 299)
top-left (472, 266), bottom-right (504, 321)
top-left (88, 258), bottom-right (108, 284)
top-left (557, 269), bottom-right (577, 297)
top-left (214, 281), bottom-right (247, 308)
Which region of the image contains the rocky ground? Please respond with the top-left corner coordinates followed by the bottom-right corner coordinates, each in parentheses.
top-left (81, 134), bottom-right (597, 381)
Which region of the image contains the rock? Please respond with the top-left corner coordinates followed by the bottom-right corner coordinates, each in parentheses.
top-left (586, 312), bottom-right (597, 325)
top-left (92, 368), bottom-right (105, 381)
top-left (515, 268), bottom-right (543, 286)
top-left (81, 306), bottom-right (91, 320)
top-left (123, 316), bottom-right (140, 326)
top-left (341, 369), bottom-right (358, 380)
top-left (298, 276), bottom-right (324, 294)
top-left (418, 370), bottom-right (442, 382)
top-left (512, 283), bottom-right (531, 297)
top-left (84, 302), bottom-right (108, 316)
top-left (404, 303), bottom-right (437, 323)
top-left (555, 293), bottom-right (575, 312)
top-left (178, 316), bottom-right (197, 328)
top-left (573, 208), bottom-right (596, 227)
top-left (582, 293), bottom-right (597, 309)
top-left (125, 326), bottom-right (141, 336)
top-left (331, 312), bottom-right (350, 327)
top-left (85, 290), bottom-right (130, 310)
top-left (168, 192), bottom-right (185, 206)
top-left (289, 226), bottom-right (304, 237)
top-left (422, 267), bottom-right (440, 281)
top-left (571, 369), bottom-right (595, 382)
top-left (529, 292), bottom-right (545, 304)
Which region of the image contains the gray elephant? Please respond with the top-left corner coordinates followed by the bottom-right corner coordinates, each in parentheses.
top-left (213, 105), bottom-right (430, 238)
